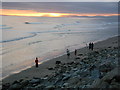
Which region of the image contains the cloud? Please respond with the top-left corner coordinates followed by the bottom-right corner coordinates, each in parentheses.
top-left (2, 0), bottom-right (120, 2)
top-left (2, 2), bottom-right (118, 14)
top-left (1, 9), bottom-right (118, 17)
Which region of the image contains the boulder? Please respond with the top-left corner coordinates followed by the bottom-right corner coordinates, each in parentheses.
top-left (20, 80), bottom-right (29, 87)
top-left (48, 67), bottom-right (54, 70)
top-left (9, 83), bottom-right (22, 89)
top-left (35, 84), bottom-right (46, 89)
top-left (56, 61), bottom-right (61, 64)
top-left (29, 79), bottom-right (40, 84)
top-left (46, 85), bottom-right (55, 89)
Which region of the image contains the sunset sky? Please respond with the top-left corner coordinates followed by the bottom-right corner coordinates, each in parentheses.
top-left (1, 2), bottom-right (119, 17)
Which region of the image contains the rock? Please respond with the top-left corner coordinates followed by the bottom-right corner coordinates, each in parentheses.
top-left (12, 80), bottom-right (19, 85)
top-left (19, 79), bottom-right (24, 82)
top-left (62, 74), bottom-right (71, 81)
top-left (20, 80), bottom-right (29, 87)
top-left (9, 83), bottom-right (22, 89)
top-left (25, 86), bottom-right (35, 89)
top-left (90, 78), bottom-right (101, 88)
top-left (2, 83), bottom-right (10, 90)
top-left (35, 84), bottom-right (46, 89)
top-left (112, 75), bottom-right (120, 83)
top-left (56, 61), bottom-right (61, 64)
top-left (80, 69), bottom-right (90, 77)
top-left (63, 83), bottom-right (69, 87)
top-left (110, 81), bottom-right (120, 88)
top-left (94, 51), bottom-right (99, 54)
top-left (99, 82), bottom-right (109, 88)
top-left (68, 76), bottom-right (81, 85)
top-left (48, 67), bottom-right (54, 70)
top-left (78, 54), bottom-right (83, 56)
top-left (99, 63), bottom-right (114, 73)
top-left (29, 79), bottom-right (40, 84)
top-left (46, 85), bottom-right (55, 89)
top-left (75, 56), bottom-right (80, 59)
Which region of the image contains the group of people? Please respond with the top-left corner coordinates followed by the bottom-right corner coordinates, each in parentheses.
top-left (89, 42), bottom-right (94, 50)
top-left (66, 49), bottom-right (77, 59)
top-left (34, 43), bottom-right (94, 68)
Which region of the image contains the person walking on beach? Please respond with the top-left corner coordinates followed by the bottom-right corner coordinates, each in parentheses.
top-left (66, 49), bottom-right (70, 59)
top-left (35, 57), bottom-right (39, 68)
top-left (75, 49), bottom-right (77, 56)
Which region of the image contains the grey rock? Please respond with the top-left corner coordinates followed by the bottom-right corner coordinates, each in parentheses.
top-left (62, 74), bottom-right (71, 81)
top-left (48, 67), bottom-right (54, 70)
top-left (20, 80), bottom-right (29, 87)
top-left (29, 79), bottom-right (40, 84)
top-left (56, 61), bottom-right (61, 64)
top-left (46, 85), bottom-right (55, 88)
top-left (9, 84), bottom-right (22, 89)
top-left (63, 83), bottom-right (69, 87)
top-left (35, 84), bottom-right (46, 88)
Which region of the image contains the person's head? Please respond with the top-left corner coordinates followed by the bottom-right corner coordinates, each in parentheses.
top-left (36, 57), bottom-right (38, 60)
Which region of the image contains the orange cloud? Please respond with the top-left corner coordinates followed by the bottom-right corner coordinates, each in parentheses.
top-left (0, 9), bottom-right (119, 17)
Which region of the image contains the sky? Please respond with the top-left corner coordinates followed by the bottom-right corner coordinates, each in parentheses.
top-left (0, 2), bottom-right (119, 17)
top-left (2, 0), bottom-right (120, 2)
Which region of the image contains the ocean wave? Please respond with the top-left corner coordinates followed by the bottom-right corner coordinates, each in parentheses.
top-left (0, 24), bottom-right (13, 30)
top-left (0, 32), bottom-right (37, 43)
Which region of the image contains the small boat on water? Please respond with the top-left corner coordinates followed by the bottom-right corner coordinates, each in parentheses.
top-left (25, 21), bottom-right (30, 24)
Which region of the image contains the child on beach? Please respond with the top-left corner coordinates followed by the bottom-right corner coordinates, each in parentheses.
top-left (66, 49), bottom-right (70, 59)
top-left (35, 57), bottom-right (39, 68)
top-left (75, 49), bottom-right (77, 56)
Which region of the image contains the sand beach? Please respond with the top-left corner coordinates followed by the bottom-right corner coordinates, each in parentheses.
top-left (2, 36), bottom-right (119, 89)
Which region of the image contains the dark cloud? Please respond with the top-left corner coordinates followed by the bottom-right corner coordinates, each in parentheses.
top-left (2, 2), bottom-right (118, 14)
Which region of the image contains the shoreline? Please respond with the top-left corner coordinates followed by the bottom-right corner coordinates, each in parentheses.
top-left (2, 35), bottom-right (119, 85)
top-left (2, 35), bottom-right (118, 80)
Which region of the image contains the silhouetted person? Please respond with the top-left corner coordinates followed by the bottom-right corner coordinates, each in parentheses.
top-left (91, 42), bottom-right (94, 50)
top-left (75, 49), bottom-right (77, 56)
top-left (66, 49), bottom-right (70, 59)
top-left (35, 57), bottom-right (38, 68)
top-left (89, 42), bottom-right (92, 50)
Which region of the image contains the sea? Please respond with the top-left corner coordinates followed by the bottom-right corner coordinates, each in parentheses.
top-left (0, 16), bottom-right (118, 79)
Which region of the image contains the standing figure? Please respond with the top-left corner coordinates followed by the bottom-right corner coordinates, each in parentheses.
top-left (75, 49), bottom-right (77, 56)
top-left (89, 42), bottom-right (92, 50)
top-left (66, 49), bottom-right (70, 59)
top-left (91, 42), bottom-right (94, 50)
top-left (35, 57), bottom-right (39, 68)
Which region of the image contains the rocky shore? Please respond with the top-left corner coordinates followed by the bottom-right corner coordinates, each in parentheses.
top-left (2, 36), bottom-right (120, 89)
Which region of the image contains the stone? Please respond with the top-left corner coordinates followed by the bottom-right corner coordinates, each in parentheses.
top-left (35, 84), bottom-right (46, 89)
top-left (29, 79), bottom-right (40, 84)
top-left (63, 83), bottom-right (69, 87)
top-left (12, 80), bottom-right (19, 85)
top-left (48, 67), bottom-right (54, 70)
top-left (2, 83), bottom-right (10, 90)
top-left (62, 74), bottom-right (71, 81)
top-left (112, 75), bottom-right (120, 83)
top-left (20, 80), bottom-right (29, 87)
top-left (46, 85), bottom-right (55, 89)
top-left (99, 63), bottom-right (114, 73)
top-left (68, 76), bottom-right (81, 85)
top-left (9, 83), bottom-right (22, 89)
top-left (56, 61), bottom-right (61, 64)
top-left (99, 82), bottom-right (110, 88)
top-left (75, 57), bottom-right (80, 59)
